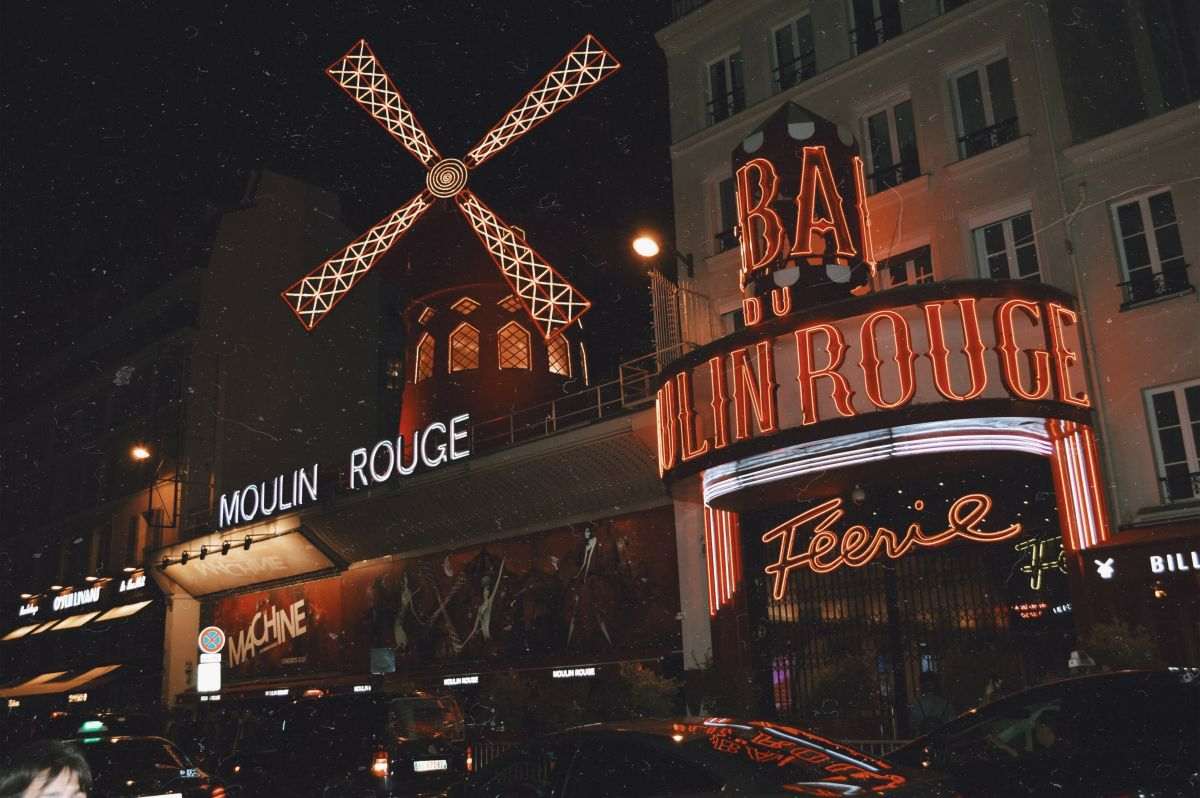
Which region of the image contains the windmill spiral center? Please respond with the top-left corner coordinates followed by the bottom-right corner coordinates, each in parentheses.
top-left (426, 158), bottom-right (468, 198)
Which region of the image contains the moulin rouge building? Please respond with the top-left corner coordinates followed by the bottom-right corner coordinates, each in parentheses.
top-left (654, 0), bottom-right (1199, 740)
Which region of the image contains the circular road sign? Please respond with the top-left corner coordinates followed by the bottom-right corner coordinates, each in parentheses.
top-left (198, 626), bottom-right (226, 655)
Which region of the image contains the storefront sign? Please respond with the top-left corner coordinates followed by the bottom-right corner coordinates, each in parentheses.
top-left (552, 666), bottom-right (596, 679)
top-left (67, 692), bottom-right (88, 703)
top-left (1087, 545), bottom-right (1200, 583)
top-left (119, 573), bottom-right (146, 592)
top-left (443, 675), bottom-right (479, 686)
top-left (762, 492), bottom-right (1021, 600)
top-left (227, 599), bottom-right (307, 668)
top-left (1150, 550), bottom-right (1200, 574)
top-left (52, 586), bottom-right (101, 612)
top-left (18, 602), bottom-right (37, 618)
top-left (217, 413), bottom-right (472, 529)
top-left (656, 286), bottom-right (1090, 479)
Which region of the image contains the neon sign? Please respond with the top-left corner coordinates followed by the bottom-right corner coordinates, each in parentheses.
top-left (1015, 536), bottom-right (1067, 590)
top-left (52, 586), bottom-right (101, 612)
top-left (656, 289), bottom-right (1091, 479)
top-left (761, 493), bottom-right (1021, 600)
top-left (280, 36), bottom-right (618, 339)
top-left (217, 413), bottom-right (471, 529)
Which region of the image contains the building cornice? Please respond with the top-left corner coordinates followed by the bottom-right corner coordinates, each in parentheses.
top-left (1061, 104), bottom-right (1200, 176)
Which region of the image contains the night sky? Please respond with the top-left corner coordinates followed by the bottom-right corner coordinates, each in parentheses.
top-left (1, 1), bottom-right (674, 398)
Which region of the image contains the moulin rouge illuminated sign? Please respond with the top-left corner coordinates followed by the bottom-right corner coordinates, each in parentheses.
top-left (763, 492), bottom-right (1021, 599)
top-left (655, 287), bottom-right (1090, 478)
top-left (217, 413), bottom-right (471, 529)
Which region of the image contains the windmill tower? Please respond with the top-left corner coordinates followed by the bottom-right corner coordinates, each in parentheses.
top-left (280, 36), bottom-right (619, 435)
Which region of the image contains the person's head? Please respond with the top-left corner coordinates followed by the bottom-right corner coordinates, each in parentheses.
top-left (0, 740), bottom-right (91, 798)
top-left (1033, 710), bottom-right (1060, 749)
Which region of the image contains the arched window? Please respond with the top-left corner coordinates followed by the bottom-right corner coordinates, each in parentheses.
top-left (547, 334), bottom-right (571, 376)
top-left (497, 321), bottom-right (532, 370)
top-left (449, 323), bottom-right (480, 372)
top-left (414, 333), bottom-right (434, 383)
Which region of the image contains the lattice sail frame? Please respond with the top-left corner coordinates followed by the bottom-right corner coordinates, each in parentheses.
top-left (281, 34), bottom-right (620, 340)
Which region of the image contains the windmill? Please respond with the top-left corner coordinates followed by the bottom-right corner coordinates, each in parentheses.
top-left (281, 35), bottom-right (620, 341)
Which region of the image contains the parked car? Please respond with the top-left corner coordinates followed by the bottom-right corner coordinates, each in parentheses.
top-left (220, 690), bottom-right (466, 797)
top-left (456, 718), bottom-right (940, 797)
top-left (66, 732), bottom-right (225, 798)
top-left (887, 669), bottom-right (1200, 796)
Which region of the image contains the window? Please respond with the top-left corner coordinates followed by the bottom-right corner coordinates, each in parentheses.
top-left (880, 245), bottom-right (934, 288)
top-left (450, 296), bottom-right (479, 315)
top-left (547, 334), bottom-right (571, 376)
top-left (125, 517), bottom-right (139, 567)
top-left (773, 16), bottom-right (815, 91)
top-left (448, 323), bottom-right (480, 372)
top-left (497, 322), bottom-right (531, 370)
top-left (706, 51), bottom-right (745, 125)
top-left (414, 333), bottom-right (435, 383)
top-left (715, 177), bottom-right (738, 253)
top-left (974, 210), bottom-right (1040, 280)
top-left (384, 357), bottom-right (403, 391)
top-left (863, 98), bottom-right (920, 192)
top-left (417, 306), bottom-right (435, 325)
top-left (1146, 380), bottom-right (1200, 503)
top-left (497, 294), bottom-right (522, 313)
top-left (952, 56), bottom-right (1019, 158)
top-left (722, 307), bottom-right (746, 334)
top-left (850, 0), bottom-right (902, 55)
top-left (1113, 190), bottom-right (1190, 307)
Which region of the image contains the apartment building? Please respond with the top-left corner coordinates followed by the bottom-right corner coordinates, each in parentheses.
top-left (655, 0), bottom-right (1198, 733)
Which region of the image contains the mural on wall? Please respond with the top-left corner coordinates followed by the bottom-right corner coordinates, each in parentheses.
top-left (202, 507), bottom-right (680, 682)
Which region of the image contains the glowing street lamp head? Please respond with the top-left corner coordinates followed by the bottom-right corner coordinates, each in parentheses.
top-left (131, 445), bottom-right (152, 462)
top-left (632, 235), bottom-right (661, 259)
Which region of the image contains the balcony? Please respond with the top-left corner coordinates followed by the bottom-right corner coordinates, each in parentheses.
top-left (774, 50), bottom-right (817, 93)
top-left (866, 158), bottom-right (921, 194)
top-left (957, 116), bottom-right (1019, 159)
top-left (1160, 470), bottom-right (1200, 504)
top-left (706, 89), bottom-right (746, 127)
top-left (1118, 262), bottom-right (1193, 309)
top-left (850, 13), bottom-right (903, 56)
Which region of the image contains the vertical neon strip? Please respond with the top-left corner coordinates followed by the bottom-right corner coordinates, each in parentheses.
top-left (703, 505), bottom-right (742, 614)
top-left (1080, 425), bottom-right (1111, 545)
top-left (703, 506), bottom-right (718, 616)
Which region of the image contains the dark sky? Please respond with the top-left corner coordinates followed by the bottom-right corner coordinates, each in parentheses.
top-left (1, 1), bottom-right (674, 393)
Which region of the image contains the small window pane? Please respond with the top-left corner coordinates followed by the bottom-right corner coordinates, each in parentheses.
top-left (1123, 234), bottom-right (1152, 269)
top-left (988, 253), bottom-right (1010, 280)
top-left (983, 224), bottom-right (1006, 254)
top-left (1011, 212), bottom-right (1034, 244)
top-left (868, 111), bottom-right (895, 170)
top-left (1016, 244), bottom-right (1040, 279)
top-left (956, 71), bottom-right (987, 134)
top-left (894, 100), bottom-right (918, 165)
top-left (1149, 191), bottom-right (1176, 227)
top-left (1159, 429), bottom-right (1187, 464)
top-left (719, 178), bottom-right (738, 232)
top-left (1155, 225), bottom-right (1183, 261)
top-left (449, 325), bottom-right (480, 372)
top-left (1185, 386), bottom-right (1200, 420)
top-left (1116, 202), bottom-right (1144, 236)
top-left (986, 58), bottom-right (1017, 122)
top-left (1153, 391), bottom-right (1181, 427)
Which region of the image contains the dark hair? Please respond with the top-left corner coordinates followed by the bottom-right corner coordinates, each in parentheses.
top-left (0, 740), bottom-right (92, 797)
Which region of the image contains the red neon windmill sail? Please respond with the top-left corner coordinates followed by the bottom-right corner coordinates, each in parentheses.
top-left (282, 35), bottom-right (620, 339)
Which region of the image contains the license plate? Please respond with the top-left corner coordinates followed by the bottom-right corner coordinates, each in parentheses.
top-left (137, 794), bottom-right (183, 798)
top-left (412, 759), bottom-right (448, 773)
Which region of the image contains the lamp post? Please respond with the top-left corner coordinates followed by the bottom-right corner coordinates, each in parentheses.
top-left (631, 233), bottom-right (699, 366)
top-left (130, 444), bottom-right (176, 534)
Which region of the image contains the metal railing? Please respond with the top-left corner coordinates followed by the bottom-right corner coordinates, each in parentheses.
top-left (1118, 262), bottom-right (1192, 308)
top-left (957, 116), bottom-right (1019, 159)
top-left (774, 50), bottom-right (817, 92)
top-left (850, 13), bottom-right (904, 55)
top-left (1161, 470), bottom-right (1200, 504)
top-left (706, 89), bottom-right (745, 127)
top-left (867, 158), bottom-right (921, 193)
top-left (468, 344), bottom-right (692, 455)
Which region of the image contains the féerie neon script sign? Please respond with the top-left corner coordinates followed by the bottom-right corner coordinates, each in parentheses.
top-left (762, 492), bottom-right (1021, 599)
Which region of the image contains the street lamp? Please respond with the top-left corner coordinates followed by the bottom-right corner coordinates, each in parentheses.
top-left (630, 233), bottom-right (694, 279)
top-left (131, 444), bottom-right (152, 461)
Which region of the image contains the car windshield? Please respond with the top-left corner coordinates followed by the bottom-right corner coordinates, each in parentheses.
top-left (388, 696), bottom-right (464, 741)
top-left (669, 720), bottom-right (907, 791)
top-left (74, 737), bottom-right (192, 784)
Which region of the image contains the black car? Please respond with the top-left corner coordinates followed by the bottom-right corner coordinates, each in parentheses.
top-left (887, 669), bottom-right (1200, 796)
top-left (458, 718), bottom-right (940, 797)
top-left (220, 690), bottom-right (466, 797)
top-left (66, 733), bottom-right (224, 798)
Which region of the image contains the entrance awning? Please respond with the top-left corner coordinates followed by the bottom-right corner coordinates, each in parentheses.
top-left (0, 665), bottom-right (122, 698)
top-left (1, 601), bottom-right (154, 641)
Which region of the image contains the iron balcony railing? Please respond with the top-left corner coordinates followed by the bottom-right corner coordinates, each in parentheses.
top-left (957, 116), bottom-right (1019, 159)
top-left (774, 50), bottom-right (817, 92)
top-left (867, 158), bottom-right (921, 193)
top-left (1118, 262), bottom-right (1192, 308)
top-left (706, 88), bottom-right (746, 127)
top-left (850, 13), bottom-right (904, 55)
top-left (1160, 470), bottom-right (1200, 504)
